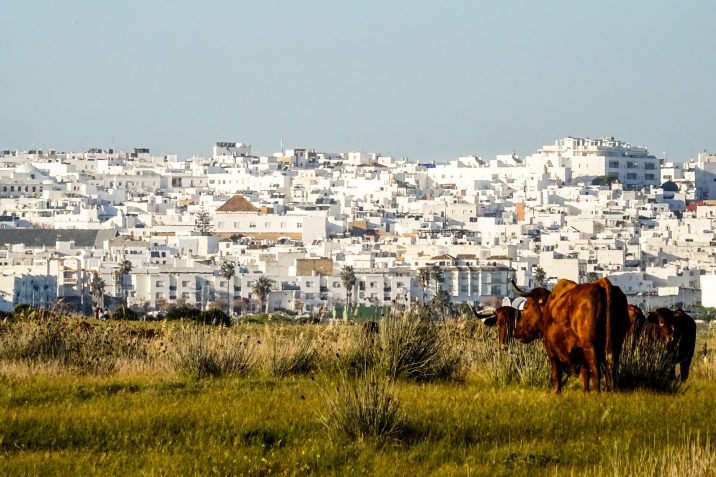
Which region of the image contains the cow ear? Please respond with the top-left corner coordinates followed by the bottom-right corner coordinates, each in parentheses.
top-left (483, 316), bottom-right (498, 327)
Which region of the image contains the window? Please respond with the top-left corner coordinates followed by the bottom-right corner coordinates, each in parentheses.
top-left (626, 161), bottom-right (638, 169)
top-left (626, 173), bottom-right (637, 180)
top-left (305, 281), bottom-right (314, 287)
top-left (156, 280), bottom-right (164, 287)
top-left (249, 222), bottom-right (256, 228)
top-left (608, 161), bottom-right (619, 168)
top-left (644, 163), bottom-right (656, 170)
top-left (182, 281), bottom-right (190, 287)
top-left (645, 174), bottom-right (655, 180)
top-left (155, 292), bottom-right (163, 299)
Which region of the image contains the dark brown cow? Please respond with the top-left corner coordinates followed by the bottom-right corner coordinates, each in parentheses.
top-left (469, 305), bottom-right (518, 349)
top-left (513, 277), bottom-right (630, 393)
top-left (646, 308), bottom-right (696, 381)
top-left (628, 304), bottom-right (673, 344)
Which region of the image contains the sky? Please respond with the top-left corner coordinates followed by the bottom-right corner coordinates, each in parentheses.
top-left (1, 0), bottom-right (714, 162)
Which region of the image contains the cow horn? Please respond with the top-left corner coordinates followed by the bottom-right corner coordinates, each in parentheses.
top-left (511, 279), bottom-right (531, 297)
top-left (475, 310), bottom-right (496, 319)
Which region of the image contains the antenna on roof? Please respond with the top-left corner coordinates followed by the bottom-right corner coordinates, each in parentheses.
top-left (280, 138), bottom-right (284, 156)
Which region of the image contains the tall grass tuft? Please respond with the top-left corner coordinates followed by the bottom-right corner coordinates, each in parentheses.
top-left (317, 370), bottom-right (406, 442)
top-left (618, 333), bottom-right (681, 393)
top-left (0, 318), bottom-right (150, 375)
top-left (480, 342), bottom-right (552, 387)
top-left (333, 327), bottom-right (381, 376)
top-left (267, 330), bottom-right (320, 377)
top-left (171, 327), bottom-right (256, 379)
top-left (380, 313), bottom-right (465, 382)
top-left (595, 434), bottom-right (715, 477)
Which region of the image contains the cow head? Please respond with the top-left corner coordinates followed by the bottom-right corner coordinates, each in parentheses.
top-left (646, 308), bottom-right (675, 343)
top-left (473, 306), bottom-right (517, 349)
top-left (511, 280), bottom-right (551, 344)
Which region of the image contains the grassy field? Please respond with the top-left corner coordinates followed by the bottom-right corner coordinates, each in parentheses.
top-left (0, 315), bottom-right (714, 476)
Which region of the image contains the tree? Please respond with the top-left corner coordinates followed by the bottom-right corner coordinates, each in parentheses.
top-left (591, 173), bottom-right (620, 186)
top-left (417, 267), bottom-right (431, 304)
top-left (252, 276), bottom-right (273, 313)
top-left (586, 271), bottom-right (599, 283)
top-left (340, 265), bottom-right (357, 306)
top-left (89, 272), bottom-right (106, 310)
top-left (194, 208), bottom-right (214, 235)
top-left (220, 261), bottom-right (236, 315)
top-left (532, 265), bottom-right (546, 287)
top-left (430, 264), bottom-right (443, 294)
top-left (115, 259), bottom-right (132, 307)
top-left (431, 289), bottom-right (453, 320)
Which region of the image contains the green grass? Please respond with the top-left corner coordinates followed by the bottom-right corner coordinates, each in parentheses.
top-left (0, 318), bottom-right (714, 476)
top-left (1, 374), bottom-right (715, 476)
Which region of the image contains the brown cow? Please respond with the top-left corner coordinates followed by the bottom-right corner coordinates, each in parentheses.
top-left (628, 304), bottom-right (673, 344)
top-left (513, 277), bottom-right (630, 393)
top-left (469, 305), bottom-right (518, 349)
top-left (646, 308), bottom-right (696, 381)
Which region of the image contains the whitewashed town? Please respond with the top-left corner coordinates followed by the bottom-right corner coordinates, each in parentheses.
top-left (2, 136), bottom-right (716, 319)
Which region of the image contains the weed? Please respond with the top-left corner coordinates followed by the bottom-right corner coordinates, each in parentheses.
top-left (317, 370), bottom-right (406, 442)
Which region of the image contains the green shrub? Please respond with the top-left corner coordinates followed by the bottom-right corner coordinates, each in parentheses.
top-left (318, 370), bottom-right (406, 442)
top-left (165, 305), bottom-right (201, 321)
top-left (110, 306), bottom-right (138, 321)
top-left (198, 308), bottom-right (231, 326)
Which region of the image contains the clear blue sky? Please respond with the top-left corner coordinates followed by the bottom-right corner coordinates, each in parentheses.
top-left (1, 1), bottom-right (714, 162)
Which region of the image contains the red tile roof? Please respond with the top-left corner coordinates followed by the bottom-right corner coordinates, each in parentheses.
top-left (216, 195), bottom-right (259, 213)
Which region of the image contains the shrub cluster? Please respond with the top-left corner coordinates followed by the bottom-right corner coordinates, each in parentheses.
top-left (618, 332), bottom-right (681, 393)
top-left (170, 327), bottom-right (255, 379)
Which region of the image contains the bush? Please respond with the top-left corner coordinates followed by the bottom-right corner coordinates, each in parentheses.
top-left (379, 313), bottom-right (465, 382)
top-left (267, 331), bottom-right (320, 377)
top-left (318, 370), bottom-right (406, 442)
top-left (198, 308), bottom-right (231, 326)
top-left (110, 305), bottom-right (138, 321)
top-left (618, 333), bottom-right (681, 393)
top-left (171, 327), bottom-right (256, 379)
top-left (165, 306), bottom-right (201, 321)
top-left (481, 342), bottom-right (551, 388)
top-left (0, 318), bottom-right (150, 375)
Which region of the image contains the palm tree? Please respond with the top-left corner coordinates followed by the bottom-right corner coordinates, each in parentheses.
top-left (89, 272), bottom-right (106, 311)
top-left (340, 265), bottom-right (357, 307)
top-left (252, 276), bottom-right (273, 313)
top-left (116, 259), bottom-right (132, 307)
top-left (220, 261), bottom-right (236, 315)
top-left (533, 265), bottom-right (546, 287)
top-left (417, 267), bottom-right (431, 304)
top-left (430, 264), bottom-right (443, 295)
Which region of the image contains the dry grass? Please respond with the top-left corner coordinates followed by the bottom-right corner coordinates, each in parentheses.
top-left (317, 369), bottom-right (406, 442)
top-left (594, 434), bottom-right (715, 477)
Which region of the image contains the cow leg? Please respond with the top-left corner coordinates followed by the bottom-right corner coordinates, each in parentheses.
top-left (550, 359), bottom-right (563, 395)
top-left (679, 357), bottom-right (692, 382)
top-left (582, 347), bottom-right (600, 393)
top-left (580, 366), bottom-right (590, 393)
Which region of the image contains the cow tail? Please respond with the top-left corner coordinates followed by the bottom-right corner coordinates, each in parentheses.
top-left (603, 279), bottom-right (615, 391)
